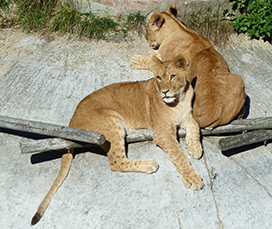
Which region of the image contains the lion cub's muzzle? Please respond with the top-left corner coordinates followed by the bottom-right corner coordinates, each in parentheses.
top-left (145, 35), bottom-right (160, 49)
top-left (151, 43), bottom-right (160, 50)
top-left (161, 90), bottom-right (176, 104)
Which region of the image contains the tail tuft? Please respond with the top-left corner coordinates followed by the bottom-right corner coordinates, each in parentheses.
top-left (31, 212), bottom-right (42, 225)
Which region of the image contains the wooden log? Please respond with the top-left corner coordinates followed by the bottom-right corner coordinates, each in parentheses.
top-left (20, 138), bottom-right (92, 154)
top-left (127, 116), bottom-right (272, 142)
top-left (218, 130), bottom-right (272, 151)
top-left (19, 117), bottom-right (272, 154)
top-left (20, 130), bottom-right (155, 154)
top-left (126, 129), bottom-right (154, 142)
top-left (200, 117), bottom-right (272, 135)
top-left (0, 115), bottom-right (105, 145)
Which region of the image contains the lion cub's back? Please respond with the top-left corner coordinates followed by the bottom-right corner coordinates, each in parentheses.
top-left (70, 79), bottom-right (154, 129)
top-left (88, 79), bottom-right (153, 109)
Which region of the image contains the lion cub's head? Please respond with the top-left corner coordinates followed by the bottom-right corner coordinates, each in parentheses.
top-left (151, 54), bottom-right (189, 105)
top-left (145, 4), bottom-right (178, 49)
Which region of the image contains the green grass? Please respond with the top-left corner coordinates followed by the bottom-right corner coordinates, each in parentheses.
top-left (179, 1), bottom-right (234, 45)
top-left (223, 0), bottom-right (272, 44)
top-left (50, 3), bottom-right (81, 33)
top-left (0, 0), bottom-right (234, 44)
top-left (16, 0), bottom-right (58, 30)
top-left (0, 0), bottom-right (148, 38)
top-left (0, 0), bottom-right (10, 14)
top-left (77, 13), bottom-right (119, 39)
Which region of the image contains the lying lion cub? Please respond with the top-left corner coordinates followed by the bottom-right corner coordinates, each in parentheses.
top-left (31, 55), bottom-right (203, 225)
top-left (131, 4), bottom-right (246, 129)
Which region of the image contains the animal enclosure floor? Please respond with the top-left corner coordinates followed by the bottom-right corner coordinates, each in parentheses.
top-left (1, 28), bottom-right (272, 229)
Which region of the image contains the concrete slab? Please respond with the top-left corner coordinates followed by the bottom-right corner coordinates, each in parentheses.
top-left (0, 29), bottom-right (272, 229)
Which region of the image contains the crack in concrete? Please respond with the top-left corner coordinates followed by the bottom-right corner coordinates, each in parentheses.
top-left (230, 157), bottom-right (272, 199)
top-left (203, 154), bottom-right (224, 229)
top-left (177, 211), bottom-right (184, 229)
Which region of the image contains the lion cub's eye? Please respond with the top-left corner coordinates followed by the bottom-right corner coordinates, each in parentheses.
top-left (157, 76), bottom-right (162, 81)
top-left (170, 75), bottom-right (176, 80)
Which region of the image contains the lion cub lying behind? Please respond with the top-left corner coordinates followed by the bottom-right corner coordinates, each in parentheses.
top-left (31, 55), bottom-right (203, 225)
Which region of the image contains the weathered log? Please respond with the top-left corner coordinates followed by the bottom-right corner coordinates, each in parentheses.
top-left (218, 130), bottom-right (272, 151)
top-left (20, 130), bottom-right (155, 154)
top-left (0, 115), bottom-right (105, 145)
top-left (19, 117), bottom-right (272, 154)
top-left (20, 138), bottom-right (92, 154)
top-left (200, 117), bottom-right (272, 135)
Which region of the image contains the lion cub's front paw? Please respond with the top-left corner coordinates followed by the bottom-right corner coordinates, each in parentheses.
top-left (148, 50), bottom-right (162, 60)
top-left (181, 169), bottom-right (203, 190)
top-left (187, 141), bottom-right (203, 159)
top-left (130, 55), bottom-right (148, 69)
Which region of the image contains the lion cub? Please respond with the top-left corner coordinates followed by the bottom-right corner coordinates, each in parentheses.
top-left (131, 4), bottom-right (246, 129)
top-left (31, 55), bottom-right (203, 225)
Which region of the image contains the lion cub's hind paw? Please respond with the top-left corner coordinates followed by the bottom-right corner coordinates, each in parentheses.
top-left (182, 169), bottom-right (203, 190)
top-left (187, 141), bottom-right (203, 160)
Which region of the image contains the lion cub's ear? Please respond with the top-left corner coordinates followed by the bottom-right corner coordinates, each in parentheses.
top-left (150, 55), bottom-right (163, 73)
top-left (166, 3), bottom-right (178, 18)
top-left (150, 13), bottom-right (165, 30)
top-left (174, 55), bottom-right (189, 71)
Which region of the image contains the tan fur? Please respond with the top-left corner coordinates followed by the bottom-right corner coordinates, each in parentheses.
top-left (31, 55), bottom-right (203, 225)
top-left (130, 4), bottom-right (246, 129)
top-left (31, 149), bottom-right (73, 225)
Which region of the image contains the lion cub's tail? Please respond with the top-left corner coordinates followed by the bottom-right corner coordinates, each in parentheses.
top-left (31, 150), bottom-right (73, 225)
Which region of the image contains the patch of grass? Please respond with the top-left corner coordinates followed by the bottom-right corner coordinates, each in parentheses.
top-left (0, 0), bottom-right (11, 15)
top-left (0, 0), bottom-right (15, 27)
top-left (16, 0), bottom-right (58, 30)
top-left (223, 0), bottom-right (272, 44)
top-left (50, 2), bottom-right (81, 33)
top-left (77, 12), bottom-right (118, 39)
top-left (0, 0), bottom-right (234, 44)
top-left (124, 11), bottom-right (146, 34)
top-left (180, 1), bottom-right (234, 45)
top-left (0, 0), bottom-right (147, 39)
top-left (115, 11), bottom-right (150, 36)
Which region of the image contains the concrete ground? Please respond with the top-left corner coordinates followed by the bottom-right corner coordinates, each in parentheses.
top-left (0, 28), bottom-right (272, 229)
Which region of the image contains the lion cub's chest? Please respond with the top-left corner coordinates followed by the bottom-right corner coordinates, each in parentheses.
top-left (165, 86), bottom-right (194, 127)
top-left (170, 103), bottom-right (190, 126)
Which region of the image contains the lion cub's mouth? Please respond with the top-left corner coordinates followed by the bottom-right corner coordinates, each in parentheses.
top-left (163, 96), bottom-right (176, 104)
top-left (148, 40), bottom-right (160, 50)
top-left (152, 44), bottom-right (160, 50)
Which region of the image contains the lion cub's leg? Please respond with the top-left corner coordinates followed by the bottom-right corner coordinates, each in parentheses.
top-left (182, 114), bottom-right (203, 159)
top-left (153, 126), bottom-right (203, 190)
top-left (148, 50), bottom-right (162, 61)
top-left (130, 55), bottom-right (153, 70)
top-left (101, 112), bottom-right (159, 174)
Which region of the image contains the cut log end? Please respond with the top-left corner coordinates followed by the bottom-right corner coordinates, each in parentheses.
top-left (97, 134), bottom-right (106, 145)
